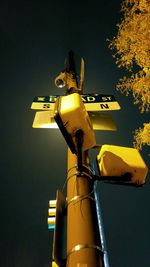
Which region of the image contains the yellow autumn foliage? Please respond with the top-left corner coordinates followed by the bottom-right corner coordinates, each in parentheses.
top-left (134, 123), bottom-right (150, 150)
top-left (117, 70), bottom-right (150, 113)
top-left (109, 0), bottom-right (150, 152)
top-left (109, 0), bottom-right (150, 113)
top-left (111, 0), bottom-right (150, 70)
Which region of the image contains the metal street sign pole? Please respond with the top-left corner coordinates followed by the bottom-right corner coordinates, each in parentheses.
top-left (67, 150), bottom-right (103, 266)
top-left (66, 51), bottom-right (103, 267)
top-left (30, 51), bottom-right (148, 267)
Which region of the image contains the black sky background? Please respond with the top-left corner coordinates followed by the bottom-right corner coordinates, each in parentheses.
top-left (0, 0), bottom-right (150, 266)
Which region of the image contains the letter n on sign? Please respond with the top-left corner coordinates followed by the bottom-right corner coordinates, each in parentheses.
top-left (100, 103), bottom-right (109, 109)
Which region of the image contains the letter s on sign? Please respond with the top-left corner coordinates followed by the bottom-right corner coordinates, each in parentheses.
top-left (43, 104), bottom-right (50, 109)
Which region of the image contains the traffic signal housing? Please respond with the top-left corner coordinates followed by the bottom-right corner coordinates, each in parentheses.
top-left (54, 93), bottom-right (96, 154)
top-left (97, 145), bottom-right (148, 186)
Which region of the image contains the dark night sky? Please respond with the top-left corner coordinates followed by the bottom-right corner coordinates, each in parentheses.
top-left (0, 0), bottom-right (149, 266)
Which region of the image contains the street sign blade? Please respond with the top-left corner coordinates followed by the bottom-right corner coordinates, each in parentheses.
top-left (32, 111), bottom-right (58, 128)
top-left (89, 112), bottom-right (117, 131)
top-left (85, 101), bottom-right (121, 111)
top-left (31, 102), bottom-right (55, 110)
top-left (31, 95), bottom-right (57, 110)
top-left (31, 94), bottom-right (121, 111)
top-left (32, 111), bottom-right (117, 131)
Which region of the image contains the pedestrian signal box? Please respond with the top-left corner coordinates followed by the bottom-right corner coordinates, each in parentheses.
top-left (97, 145), bottom-right (148, 186)
top-left (48, 200), bottom-right (57, 230)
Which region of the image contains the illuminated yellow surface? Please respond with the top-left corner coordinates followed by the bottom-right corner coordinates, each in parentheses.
top-left (32, 111), bottom-right (58, 128)
top-left (85, 101), bottom-right (120, 111)
top-left (60, 93), bottom-right (85, 113)
top-left (32, 107), bottom-right (117, 131)
top-left (52, 261), bottom-right (59, 267)
top-left (37, 97), bottom-right (45, 101)
top-left (56, 93), bottom-right (96, 151)
top-left (31, 102), bottom-right (55, 110)
top-left (49, 200), bottom-right (57, 207)
top-left (89, 112), bottom-right (117, 131)
top-left (97, 145), bottom-right (148, 185)
top-left (48, 208), bottom-right (56, 216)
top-left (47, 217), bottom-right (56, 225)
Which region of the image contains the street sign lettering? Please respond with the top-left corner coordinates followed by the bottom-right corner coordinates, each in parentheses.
top-left (81, 96), bottom-right (96, 102)
top-left (31, 94), bottom-right (121, 111)
top-left (100, 103), bottom-right (109, 109)
top-left (85, 102), bottom-right (120, 111)
top-left (81, 95), bottom-right (116, 103)
top-left (43, 103), bottom-right (51, 109)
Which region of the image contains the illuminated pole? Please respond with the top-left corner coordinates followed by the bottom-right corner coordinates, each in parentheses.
top-left (31, 51), bottom-right (148, 267)
top-left (66, 51), bottom-right (103, 267)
